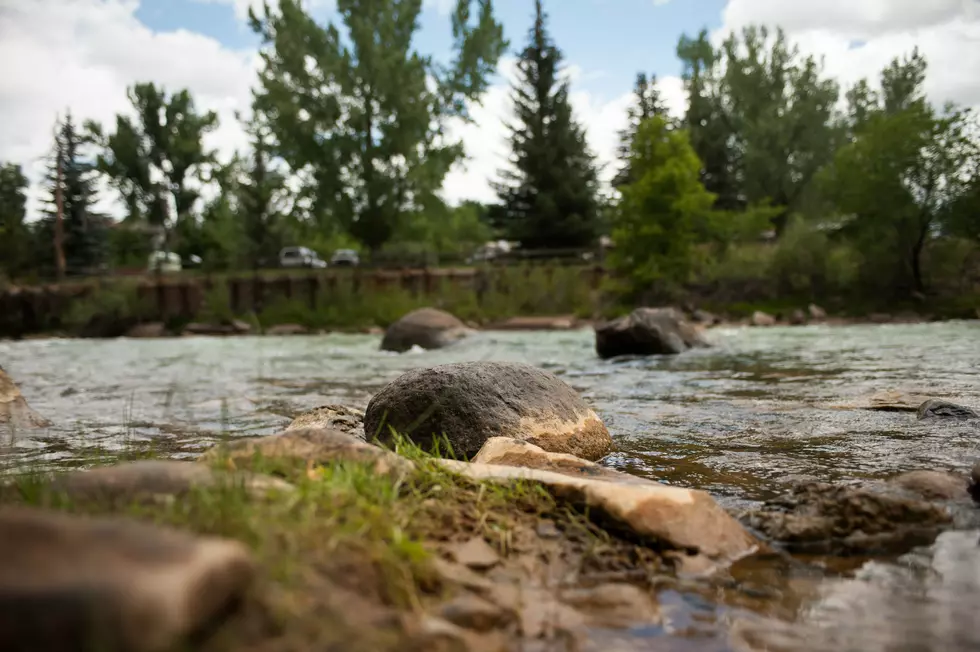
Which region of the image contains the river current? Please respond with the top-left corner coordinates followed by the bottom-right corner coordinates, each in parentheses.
top-left (3, 321), bottom-right (980, 650)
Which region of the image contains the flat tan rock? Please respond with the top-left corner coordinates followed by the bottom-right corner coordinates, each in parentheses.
top-left (0, 367), bottom-right (51, 430)
top-left (827, 389), bottom-right (933, 412)
top-left (472, 437), bottom-right (638, 483)
top-left (448, 537), bottom-right (501, 571)
top-left (198, 427), bottom-right (412, 478)
top-left (438, 460), bottom-right (760, 564)
top-left (47, 460), bottom-right (293, 505)
top-left (559, 583), bottom-right (659, 628)
top-left (0, 507), bottom-right (254, 652)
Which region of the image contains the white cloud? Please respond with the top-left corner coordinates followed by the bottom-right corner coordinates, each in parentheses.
top-left (718, 0), bottom-right (980, 110)
top-left (193, 0), bottom-right (334, 22)
top-left (0, 0), bottom-right (257, 220)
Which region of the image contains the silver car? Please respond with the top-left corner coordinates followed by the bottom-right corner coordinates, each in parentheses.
top-left (279, 246), bottom-right (327, 269)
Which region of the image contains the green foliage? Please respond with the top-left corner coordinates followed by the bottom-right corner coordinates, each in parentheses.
top-left (62, 283), bottom-right (151, 335)
top-left (823, 53), bottom-right (979, 296)
top-left (248, 0), bottom-right (506, 252)
top-left (86, 82), bottom-right (218, 246)
top-left (0, 162), bottom-right (31, 280)
top-left (492, 0), bottom-right (601, 249)
top-left (608, 117), bottom-right (716, 298)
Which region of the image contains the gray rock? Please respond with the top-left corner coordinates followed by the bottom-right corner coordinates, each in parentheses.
top-left (888, 470), bottom-right (971, 502)
top-left (0, 507), bottom-right (254, 652)
top-left (286, 404), bottom-right (365, 440)
top-left (916, 399), bottom-right (979, 421)
top-left (750, 310), bottom-right (777, 327)
top-left (739, 481), bottom-right (952, 555)
top-left (125, 322), bottom-right (169, 338)
top-left (0, 367), bottom-right (51, 430)
top-left (364, 361), bottom-right (613, 460)
top-left (594, 307), bottom-right (709, 359)
top-left (808, 303), bottom-right (827, 320)
top-left (437, 593), bottom-right (511, 632)
top-left (380, 308), bottom-right (471, 353)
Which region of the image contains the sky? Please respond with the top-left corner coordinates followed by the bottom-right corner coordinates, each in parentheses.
top-left (1, 0), bottom-right (979, 220)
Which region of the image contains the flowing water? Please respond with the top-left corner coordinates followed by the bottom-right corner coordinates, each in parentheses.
top-left (3, 321), bottom-right (980, 650)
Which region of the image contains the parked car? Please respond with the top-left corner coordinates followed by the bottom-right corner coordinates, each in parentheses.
top-left (329, 248), bottom-right (360, 267)
top-left (279, 246), bottom-right (327, 269)
top-left (147, 251), bottom-right (182, 274)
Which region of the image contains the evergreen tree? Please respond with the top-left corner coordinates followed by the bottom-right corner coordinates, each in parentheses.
top-left (0, 162), bottom-right (31, 279)
top-left (238, 120), bottom-right (287, 268)
top-left (613, 72), bottom-right (667, 188)
top-left (41, 114), bottom-right (108, 276)
top-left (492, 0), bottom-right (601, 249)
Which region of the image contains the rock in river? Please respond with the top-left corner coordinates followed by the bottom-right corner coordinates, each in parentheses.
top-left (380, 307), bottom-right (472, 352)
top-left (594, 307), bottom-right (709, 359)
top-left (0, 366), bottom-right (51, 430)
top-left (0, 507), bottom-right (254, 652)
top-left (916, 399), bottom-right (979, 421)
top-left (364, 361), bottom-right (613, 460)
top-left (286, 404), bottom-right (366, 440)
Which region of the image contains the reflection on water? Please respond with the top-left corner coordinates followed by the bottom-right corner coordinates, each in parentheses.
top-left (2, 321), bottom-right (980, 649)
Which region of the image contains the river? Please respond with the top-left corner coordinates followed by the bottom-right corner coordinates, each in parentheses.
top-left (2, 321), bottom-right (980, 650)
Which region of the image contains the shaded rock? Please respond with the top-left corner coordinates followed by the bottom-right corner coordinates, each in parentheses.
top-left (198, 427), bottom-right (411, 478)
top-left (0, 367), bottom-right (51, 430)
top-left (380, 308), bottom-right (471, 353)
top-left (439, 460), bottom-right (760, 565)
top-left (691, 309), bottom-right (719, 325)
top-left (472, 437), bottom-right (639, 483)
top-left (405, 616), bottom-right (476, 652)
top-left (750, 310), bottom-right (776, 327)
top-left (125, 322), bottom-right (169, 338)
top-left (45, 460), bottom-right (293, 505)
top-left (829, 389), bottom-right (933, 412)
top-left (559, 583), bottom-right (659, 629)
top-left (0, 507), bottom-right (253, 652)
top-left (916, 399), bottom-right (979, 421)
top-left (740, 481), bottom-right (952, 555)
top-left (183, 319), bottom-right (252, 336)
top-left (364, 362), bottom-right (612, 460)
top-left (265, 323), bottom-right (309, 336)
top-left (972, 460), bottom-right (980, 486)
top-left (808, 303), bottom-right (827, 320)
top-left (789, 309), bottom-right (807, 325)
top-left (286, 404), bottom-right (366, 440)
top-left (438, 594), bottom-right (512, 632)
top-left (448, 537), bottom-right (501, 571)
top-left (594, 307), bottom-right (708, 359)
top-left (888, 470), bottom-right (971, 502)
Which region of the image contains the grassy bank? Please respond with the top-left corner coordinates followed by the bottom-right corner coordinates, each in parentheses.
top-left (2, 442), bottom-right (660, 651)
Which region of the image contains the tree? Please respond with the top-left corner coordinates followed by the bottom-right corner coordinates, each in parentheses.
top-left (249, 0), bottom-right (506, 253)
top-left (492, 0), bottom-right (601, 249)
top-left (677, 30), bottom-right (739, 210)
top-left (608, 116), bottom-right (716, 298)
top-left (613, 72), bottom-right (668, 188)
top-left (825, 52), bottom-right (980, 296)
top-left (0, 162), bottom-right (31, 280)
top-left (87, 83), bottom-right (218, 248)
top-left (40, 114), bottom-right (108, 276)
top-left (237, 119), bottom-right (289, 268)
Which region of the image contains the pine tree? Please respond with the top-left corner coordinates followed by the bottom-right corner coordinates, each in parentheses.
top-left (238, 120), bottom-right (287, 268)
top-left (491, 0), bottom-right (601, 249)
top-left (613, 72), bottom-right (668, 188)
top-left (0, 162), bottom-right (31, 279)
top-left (42, 113), bottom-right (108, 276)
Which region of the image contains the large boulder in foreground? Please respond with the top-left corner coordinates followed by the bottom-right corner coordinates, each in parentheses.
top-left (380, 308), bottom-right (472, 353)
top-left (364, 362), bottom-right (613, 460)
top-left (0, 366), bottom-right (51, 430)
top-left (594, 307), bottom-right (708, 359)
top-left (0, 507), bottom-right (253, 652)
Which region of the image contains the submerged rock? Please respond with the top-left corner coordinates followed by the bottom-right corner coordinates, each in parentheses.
top-left (364, 362), bottom-right (612, 460)
top-left (888, 470), bottom-right (971, 502)
top-left (0, 366), bottom-right (51, 430)
top-left (739, 481), bottom-right (953, 555)
top-left (198, 427), bottom-right (411, 478)
top-left (0, 507), bottom-right (253, 652)
top-left (380, 308), bottom-right (471, 353)
top-left (286, 404), bottom-right (365, 440)
top-left (439, 459), bottom-right (760, 565)
top-left (594, 307), bottom-right (709, 359)
top-left (916, 399), bottom-right (979, 421)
